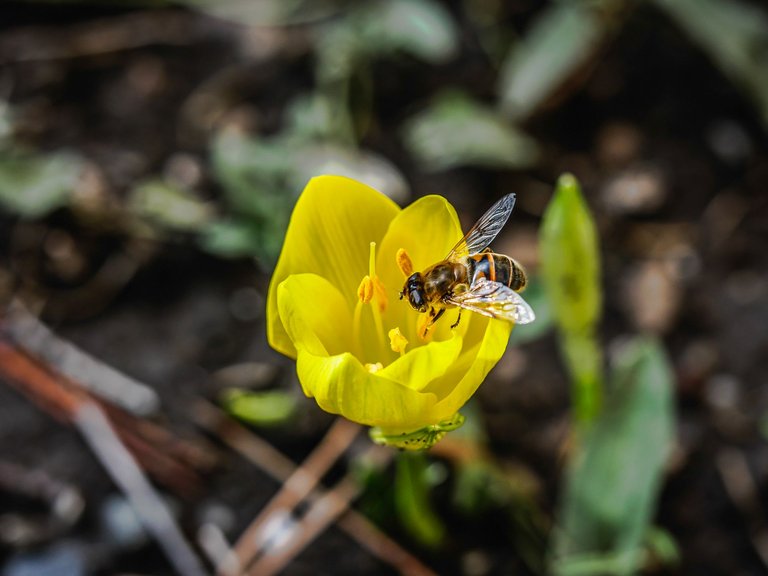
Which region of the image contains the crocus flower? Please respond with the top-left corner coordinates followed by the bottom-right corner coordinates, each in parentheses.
top-left (266, 175), bottom-right (512, 448)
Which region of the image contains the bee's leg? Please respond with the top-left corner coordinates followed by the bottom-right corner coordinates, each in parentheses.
top-left (450, 310), bottom-right (462, 329)
top-left (419, 307), bottom-right (444, 339)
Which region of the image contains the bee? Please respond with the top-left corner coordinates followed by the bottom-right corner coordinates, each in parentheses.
top-left (399, 193), bottom-right (535, 336)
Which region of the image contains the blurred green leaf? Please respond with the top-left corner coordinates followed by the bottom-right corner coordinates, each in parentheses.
top-left (0, 149), bottom-right (83, 218)
top-left (129, 180), bottom-right (213, 232)
top-left (352, 0), bottom-right (459, 63)
top-left (285, 93), bottom-right (341, 141)
top-left (645, 525), bottom-right (680, 567)
top-left (540, 174), bottom-right (603, 423)
top-left (222, 389), bottom-right (297, 427)
top-left (198, 219), bottom-right (265, 259)
top-left (651, 0), bottom-right (768, 129)
top-left (402, 90), bottom-right (539, 171)
top-left (394, 452), bottom-right (445, 548)
top-left (498, 2), bottom-right (605, 120)
top-left (0, 101), bottom-right (12, 145)
top-left (551, 337), bottom-right (675, 576)
top-left (212, 130), bottom-right (409, 217)
top-left (508, 278), bottom-right (553, 345)
top-left (540, 174), bottom-right (601, 333)
top-left (211, 131), bottom-right (295, 220)
top-left (209, 104), bottom-right (409, 264)
top-left (317, 0), bottom-right (459, 82)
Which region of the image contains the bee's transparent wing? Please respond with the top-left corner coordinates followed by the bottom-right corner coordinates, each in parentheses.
top-left (446, 277), bottom-right (535, 324)
top-left (447, 193), bottom-right (516, 259)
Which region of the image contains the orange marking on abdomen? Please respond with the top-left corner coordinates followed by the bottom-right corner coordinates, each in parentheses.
top-left (487, 253), bottom-right (496, 282)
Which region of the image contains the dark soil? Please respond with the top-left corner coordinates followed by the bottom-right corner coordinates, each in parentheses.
top-left (1, 2), bottom-right (767, 575)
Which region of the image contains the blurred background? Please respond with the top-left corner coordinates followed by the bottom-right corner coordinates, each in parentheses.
top-left (1, 0), bottom-right (767, 574)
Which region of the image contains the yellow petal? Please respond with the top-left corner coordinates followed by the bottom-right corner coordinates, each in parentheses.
top-left (276, 273), bottom-right (354, 357)
top-left (267, 175), bottom-right (400, 357)
top-left (278, 272), bottom-right (438, 428)
top-left (378, 333), bottom-right (463, 392)
top-left (296, 351), bottom-right (438, 429)
top-left (377, 194), bottom-right (462, 291)
top-left (428, 318), bottom-right (512, 420)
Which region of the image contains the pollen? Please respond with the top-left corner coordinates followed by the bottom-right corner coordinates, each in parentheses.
top-left (388, 327), bottom-right (409, 355)
top-left (365, 362), bottom-right (384, 373)
top-left (396, 248), bottom-right (414, 277)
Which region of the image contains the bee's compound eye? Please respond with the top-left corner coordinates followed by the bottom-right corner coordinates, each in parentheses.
top-left (408, 288), bottom-right (425, 311)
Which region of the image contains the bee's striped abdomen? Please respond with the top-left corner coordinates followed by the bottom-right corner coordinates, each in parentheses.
top-left (467, 253), bottom-right (526, 291)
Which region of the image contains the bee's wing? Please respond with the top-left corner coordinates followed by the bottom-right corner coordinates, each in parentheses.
top-left (447, 193), bottom-right (516, 260)
top-left (446, 277), bottom-right (535, 324)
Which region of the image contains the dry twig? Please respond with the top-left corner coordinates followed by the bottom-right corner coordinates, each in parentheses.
top-left (193, 401), bottom-right (437, 576)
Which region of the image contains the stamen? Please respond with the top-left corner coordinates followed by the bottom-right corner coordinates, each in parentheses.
top-left (396, 248), bottom-right (414, 277)
top-left (365, 242), bottom-right (388, 313)
top-left (357, 276), bottom-right (373, 303)
top-left (354, 242), bottom-right (389, 361)
top-left (388, 327), bottom-right (408, 356)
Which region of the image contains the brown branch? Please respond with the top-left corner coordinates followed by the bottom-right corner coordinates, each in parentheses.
top-left (230, 417), bottom-right (361, 573)
top-left (74, 402), bottom-right (208, 576)
top-left (193, 401), bottom-right (437, 576)
top-left (247, 444), bottom-right (393, 576)
top-left (0, 337), bottom-right (213, 497)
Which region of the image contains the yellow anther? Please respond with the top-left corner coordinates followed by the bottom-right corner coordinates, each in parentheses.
top-left (358, 275), bottom-right (374, 303)
top-left (365, 362), bottom-right (384, 373)
top-left (388, 327), bottom-right (409, 356)
top-left (372, 276), bottom-right (388, 313)
top-left (396, 248), bottom-right (414, 277)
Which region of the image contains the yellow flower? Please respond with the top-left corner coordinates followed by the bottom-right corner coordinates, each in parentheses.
top-left (266, 175), bottom-right (512, 448)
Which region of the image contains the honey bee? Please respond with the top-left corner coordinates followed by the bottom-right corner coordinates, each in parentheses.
top-left (399, 193), bottom-right (535, 336)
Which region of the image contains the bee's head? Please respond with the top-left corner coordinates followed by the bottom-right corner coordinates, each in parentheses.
top-left (400, 272), bottom-right (427, 313)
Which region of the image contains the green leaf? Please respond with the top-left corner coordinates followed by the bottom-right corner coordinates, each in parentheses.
top-left (394, 452), bottom-right (445, 547)
top-left (352, 0), bottom-right (459, 63)
top-left (540, 174), bottom-right (601, 335)
top-left (129, 180), bottom-right (213, 232)
top-left (316, 0), bottom-right (459, 82)
top-left (222, 389), bottom-right (297, 427)
top-left (198, 218), bottom-right (266, 259)
top-left (210, 131), bottom-right (296, 220)
top-left (498, 2), bottom-right (605, 120)
top-left (402, 90), bottom-right (539, 171)
top-left (551, 337), bottom-right (675, 576)
top-left (651, 0), bottom-right (768, 129)
top-left (540, 174), bottom-right (603, 423)
top-left (209, 126), bottom-right (409, 264)
top-left (0, 149), bottom-right (83, 218)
